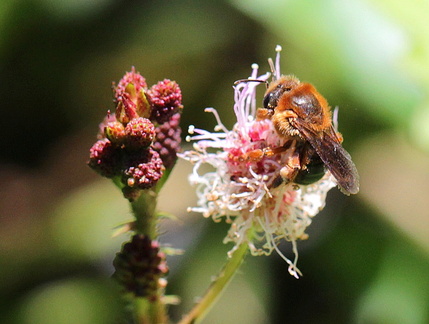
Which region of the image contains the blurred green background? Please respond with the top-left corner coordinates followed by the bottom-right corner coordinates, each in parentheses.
top-left (1, 0), bottom-right (429, 323)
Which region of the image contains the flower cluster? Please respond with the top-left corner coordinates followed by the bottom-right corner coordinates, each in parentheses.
top-left (88, 68), bottom-right (183, 200)
top-left (113, 234), bottom-right (168, 299)
top-left (180, 48), bottom-right (337, 277)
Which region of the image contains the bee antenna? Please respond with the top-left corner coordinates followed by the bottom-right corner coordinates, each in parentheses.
top-left (269, 45), bottom-right (283, 81)
top-left (268, 58), bottom-right (276, 77)
top-left (234, 79), bottom-right (269, 87)
top-left (268, 57), bottom-right (279, 82)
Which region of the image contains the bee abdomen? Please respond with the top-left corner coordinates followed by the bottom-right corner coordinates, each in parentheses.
top-left (294, 155), bottom-right (326, 185)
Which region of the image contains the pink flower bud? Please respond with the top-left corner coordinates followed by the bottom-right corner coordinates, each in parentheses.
top-left (115, 68), bottom-right (151, 123)
top-left (88, 139), bottom-right (120, 178)
top-left (123, 148), bottom-right (164, 190)
top-left (153, 113), bottom-right (182, 169)
top-left (124, 117), bottom-right (155, 151)
top-left (114, 67), bottom-right (147, 100)
top-left (148, 79), bottom-right (183, 124)
top-left (115, 92), bottom-right (139, 124)
top-left (105, 121), bottom-right (126, 145)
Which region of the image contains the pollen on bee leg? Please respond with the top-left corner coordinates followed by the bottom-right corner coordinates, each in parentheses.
top-left (279, 165), bottom-right (298, 182)
top-left (245, 149), bottom-right (265, 161)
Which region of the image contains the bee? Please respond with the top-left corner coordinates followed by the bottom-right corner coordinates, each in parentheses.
top-left (256, 75), bottom-right (359, 195)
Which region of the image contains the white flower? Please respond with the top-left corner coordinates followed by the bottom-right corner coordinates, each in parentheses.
top-left (179, 47), bottom-right (336, 278)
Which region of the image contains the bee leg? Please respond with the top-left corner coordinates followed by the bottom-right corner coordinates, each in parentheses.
top-left (272, 165), bottom-right (300, 189)
top-left (263, 146), bottom-right (289, 157)
top-left (272, 175), bottom-right (284, 188)
top-left (269, 140), bottom-right (299, 188)
top-left (279, 149), bottom-right (301, 184)
top-left (243, 145), bottom-right (289, 162)
top-left (243, 149), bottom-right (265, 161)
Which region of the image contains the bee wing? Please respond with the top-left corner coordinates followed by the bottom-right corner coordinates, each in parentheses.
top-left (296, 124), bottom-right (359, 195)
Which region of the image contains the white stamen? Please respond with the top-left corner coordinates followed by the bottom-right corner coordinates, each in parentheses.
top-left (205, 107), bottom-right (229, 133)
top-left (275, 45), bottom-right (282, 80)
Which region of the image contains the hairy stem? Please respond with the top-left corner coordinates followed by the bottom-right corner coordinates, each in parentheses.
top-left (133, 297), bottom-right (167, 324)
top-left (133, 298), bottom-right (151, 324)
top-left (130, 190), bottom-right (167, 324)
top-left (131, 189), bottom-right (158, 239)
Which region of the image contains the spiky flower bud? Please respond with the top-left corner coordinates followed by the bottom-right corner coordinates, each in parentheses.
top-left (124, 117), bottom-right (156, 151)
top-left (123, 148), bottom-right (164, 190)
top-left (114, 67), bottom-right (148, 100)
top-left (115, 68), bottom-right (151, 123)
top-left (115, 92), bottom-right (140, 124)
top-left (113, 234), bottom-right (168, 299)
top-left (153, 113), bottom-right (182, 169)
top-left (88, 139), bottom-right (120, 178)
top-left (105, 121), bottom-right (126, 145)
top-left (148, 79), bottom-right (183, 124)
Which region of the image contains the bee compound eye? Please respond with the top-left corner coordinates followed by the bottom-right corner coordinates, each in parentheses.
top-left (263, 92), bottom-right (272, 108)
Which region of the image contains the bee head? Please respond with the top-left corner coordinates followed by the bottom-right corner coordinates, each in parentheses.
top-left (263, 75), bottom-right (300, 110)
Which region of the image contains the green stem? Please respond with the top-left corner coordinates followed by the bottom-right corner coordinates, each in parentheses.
top-left (131, 189), bottom-right (158, 239)
top-left (133, 297), bottom-right (167, 324)
top-left (133, 298), bottom-right (151, 324)
top-left (130, 189), bottom-right (167, 323)
top-left (178, 241), bottom-right (249, 324)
